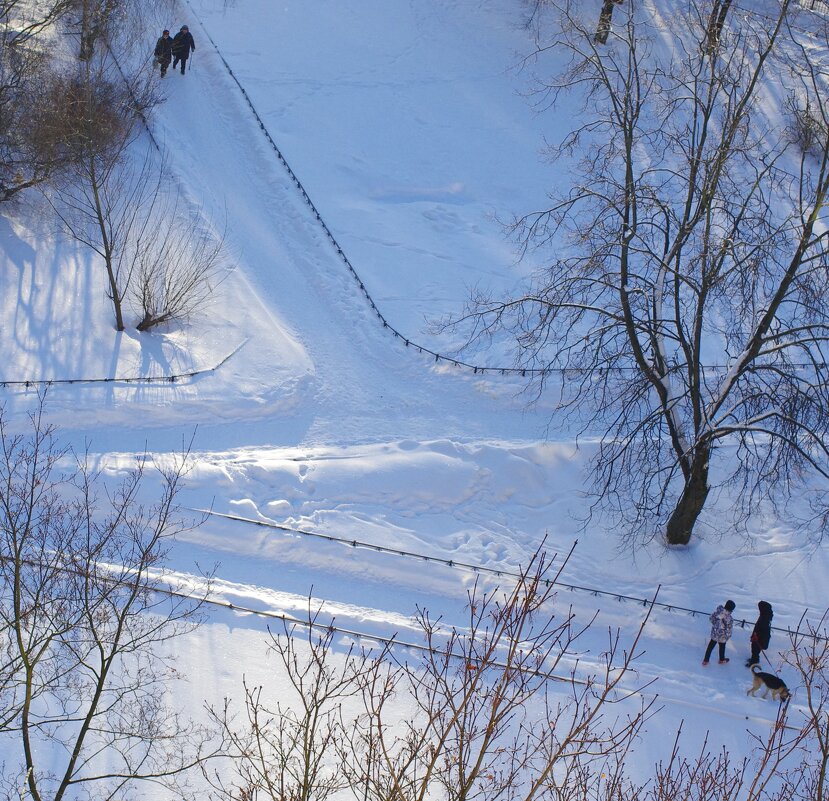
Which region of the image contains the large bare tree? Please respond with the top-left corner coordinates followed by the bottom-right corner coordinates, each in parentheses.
top-left (449, 0), bottom-right (829, 545)
top-left (71, 0), bottom-right (173, 61)
top-left (0, 404), bottom-right (219, 799)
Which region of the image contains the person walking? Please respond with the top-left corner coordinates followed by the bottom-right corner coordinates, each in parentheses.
top-left (172, 25), bottom-right (196, 74)
top-left (702, 600), bottom-right (736, 665)
top-left (154, 29), bottom-right (173, 77)
top-left (746, 600), bottom-right (773, 667)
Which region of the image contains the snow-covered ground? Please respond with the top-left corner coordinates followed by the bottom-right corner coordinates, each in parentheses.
top-left (0, 0), bottom-right (825, 792)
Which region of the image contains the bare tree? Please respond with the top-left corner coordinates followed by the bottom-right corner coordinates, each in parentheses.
top-left (446, 0), bottom-right (829, 546)
top-left (72, 0), bottom-right (167, 61)
top-left (43, 56), bottom-right (221, 333)
top-left (75, 0), bottom-right (117, 60)
top-left (52, 142), bottom-right (225, 333)
top-left (0, 402), bottom-right (219, 799)
top-left (44, 58), bottom-right (161, 331)
top-left (68, 0), bottom-right (175, 61)
top-left (0, 0), bottom-right (170, 202)
top-left (206, 608), bottom-right (378, 801)
top-left (345, 545), bottom-right (656, 801)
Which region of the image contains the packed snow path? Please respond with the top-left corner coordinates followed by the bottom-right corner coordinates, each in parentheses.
top-left (39, 8), bottom-right (546, 453)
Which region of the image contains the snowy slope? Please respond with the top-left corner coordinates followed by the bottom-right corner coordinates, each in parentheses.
top-left (0, 0), bottom-right (825, 792)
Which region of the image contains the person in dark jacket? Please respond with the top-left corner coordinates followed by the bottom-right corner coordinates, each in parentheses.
top-left (171, 25), bottom-right (195, 74)
top-left (702, 599), bottom-right (736, 665)
top-left (746, 600), bottom-right (773, 667)
top-left (154, 29), bottom-right (173, 77)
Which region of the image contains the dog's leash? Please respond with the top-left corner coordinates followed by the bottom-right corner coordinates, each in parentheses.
top-left (762, 650), bottom-right (778, 672)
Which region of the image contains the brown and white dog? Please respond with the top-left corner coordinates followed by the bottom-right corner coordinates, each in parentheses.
top-left (747, 664), bottom-right (790, 703)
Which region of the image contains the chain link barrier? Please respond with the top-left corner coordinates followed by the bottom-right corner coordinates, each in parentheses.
top-left (196, 507), bottom-right (829, 644)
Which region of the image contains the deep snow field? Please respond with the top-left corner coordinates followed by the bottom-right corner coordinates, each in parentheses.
top-left (1, 0), bottom-right (827, 792)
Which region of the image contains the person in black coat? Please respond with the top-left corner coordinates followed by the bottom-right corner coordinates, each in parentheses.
top-left (154, 29), bottom-right (173, 77)
top-left (746, 600), bottom-right (773, 667)
top-left (171, 25), bottom-right (196, 74)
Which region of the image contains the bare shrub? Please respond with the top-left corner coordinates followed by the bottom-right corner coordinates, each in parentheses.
top-left (20, 66), bottom-right (135, 173)
top-left (202, 547), bottom-right (829, 800)
top-left (0, 32), bottom-right (64, 199)
top-left (630, 614), bottom-right (829, 801)
top-left (784, 91), bottom-right (829, 158)
top-left (129, 197), bottom-right (227, 332)
top-left (768, 613), bottom-right (829, 800)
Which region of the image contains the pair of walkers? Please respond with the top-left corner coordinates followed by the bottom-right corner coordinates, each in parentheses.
top-left (701, 599), bottom-right (774, 667)
top-left (154, 25), bottom-right (196, 77)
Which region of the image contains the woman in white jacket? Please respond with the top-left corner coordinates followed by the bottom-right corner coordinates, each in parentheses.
top-left (702, 599), bottom-right (736, 665)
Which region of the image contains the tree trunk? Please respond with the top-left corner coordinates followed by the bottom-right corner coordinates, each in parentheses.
top-left (595, 0), bottom-right (623, 45)
top-left (103, 257), bottom-right (125, 331)
top-left (88, 161), bottom-right (125, 331)
top-left (79, 0), bottom-right (95, 61)
top-left (704, 0), bottom-right (733, 54)
top-left (665, 443), bottom-right (711, 545)
top-left (79, 30), bottom-right (96, 61)
top-left (595, 1), bottom-right (615, 45)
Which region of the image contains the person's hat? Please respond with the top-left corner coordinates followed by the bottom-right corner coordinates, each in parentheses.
top-left (162, 29), bottom-right (169, 34)
top-left (725, 600), bottom-right (736, 611)
top-left (181, 25), bottom-right (189, 30)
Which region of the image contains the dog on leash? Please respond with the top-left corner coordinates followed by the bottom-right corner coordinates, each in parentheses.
top-left (747, 664), bottom-right (790, 702)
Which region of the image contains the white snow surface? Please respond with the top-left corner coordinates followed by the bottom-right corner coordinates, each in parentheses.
top-left (0, 0), bottom-right (825, 792)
